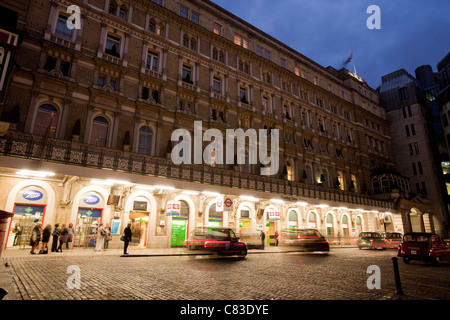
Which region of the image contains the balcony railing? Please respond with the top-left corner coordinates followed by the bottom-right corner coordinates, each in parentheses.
top-left (0, 131), bottom-right (393, 210)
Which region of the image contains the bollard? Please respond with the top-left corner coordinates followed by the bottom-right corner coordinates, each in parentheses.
top-left (391, 257), bottom-right (404, 295)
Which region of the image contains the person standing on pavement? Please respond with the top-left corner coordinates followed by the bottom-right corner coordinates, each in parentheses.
top-left (103, 224), bottom-right (111, 249)
top-left (66, 223), bottom-right (74, 249)
top-left (51, 223), bottom-right (60, 252)
top-left (29, 221), bottom-right (42, 254)
top-left (95, 223), bottom-right (105, 251)
top-left (123, 223), bottom-right (132, 255)
top-left (260, 229), bottom-right (265, 250)
top-left (39, 224), bottom-right (52, 254)
top-left (274, 231), bottom-right (279, 247)
top-left (57, 224), bottom-right (68, 252)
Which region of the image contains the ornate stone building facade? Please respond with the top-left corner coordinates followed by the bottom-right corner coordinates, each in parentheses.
top-left (0, 0), bottom-right (441, 249)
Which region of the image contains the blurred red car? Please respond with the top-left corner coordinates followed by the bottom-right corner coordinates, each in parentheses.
top-left (183, 226), bottom-right (247, 258)
top-left (398, 232), bottom-right (450, 265)
top-left (278, 228), bottom-right (329, 252)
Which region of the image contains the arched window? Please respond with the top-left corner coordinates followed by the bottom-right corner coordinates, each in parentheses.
top-left (90, 116), bottom-right (109, 147)
top-left (356, 216), bottom-right (363, 231)
top-left (34, 104), bottom-right (58, 137)
top-left (138, 126), bottom-right (153, 155)
top-left (326, 214), bottom-right (334, 236)
top-left (179, 200), bottom-right (189, 219)
top-left (342, 215), bottom-right (349, 236)
top-left (308, 212), bottom-right (317, 229)
top-left (208, 202), bottom-right (223, 227)
top-left (288, 210), bottom-right (297, 228)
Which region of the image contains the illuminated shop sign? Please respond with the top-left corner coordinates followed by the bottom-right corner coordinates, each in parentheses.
top-left (83, 194), bottom-right (100, 205)
top-left (22, 190), bottom-right (44, 201)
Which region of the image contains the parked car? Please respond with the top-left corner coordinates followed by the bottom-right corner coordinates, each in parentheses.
top-left (183, 226), bottom-right (247, 258)
top-left (398, 232), bottom-right (450, 265)
top-left (278, 228), bottom-right (329, 252)
top-left (381, 232), bottom-right (403, 249)
top-left (357, 232), bottom-right (386, 249)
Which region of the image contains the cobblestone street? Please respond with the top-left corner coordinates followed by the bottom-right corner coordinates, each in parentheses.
top-left (1, 247), bottom-right (450, 302)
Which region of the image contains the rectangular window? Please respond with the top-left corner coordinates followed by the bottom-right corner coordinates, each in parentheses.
top-left (213, 22), bottom-right (222, 35)
top-left (146, 50), bottom-right (159, 71)
top-left (405, 125), bottom-right (410, 137)
top-left (280, 58), bottom-right (286, 68)
top-left (180, 5), bottom-right (189, 19)
top-left (412, 163), bottom-right (417, 175)
top-left (97, 76), bottom-right (105, 87)
top-left (414, 142), bottom-right (419, 155)
top-left (399, 87), bottom-right (408, 100)
top-left (105, 34), bottom-right (121, 57)
top-left (182, 64), bottom-right (193, 83)
top-left (59, 61), bottom-right (71, 76)
top-left (408, 143), bottom-right (413, 155)
top-left (191, 12), bottom-right (200, 24)
top-left (257, 46), bottom-right (263, 57)
top-left (418, 162), bottom-right (423, 174)
top-left (55, 14), bottom-right (73, 41)
top-left (411, 123), bottom-right (416, 135)
top-left (213, 77), bottom-right (221, 95)
top-left (421, 182), bottom-right (427, 195)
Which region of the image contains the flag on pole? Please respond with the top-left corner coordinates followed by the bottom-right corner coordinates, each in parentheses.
top-left (343, 53), bottom-right (353, 66)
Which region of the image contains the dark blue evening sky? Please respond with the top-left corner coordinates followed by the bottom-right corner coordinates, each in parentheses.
top-left (212, 0), bottom-right (450, 89)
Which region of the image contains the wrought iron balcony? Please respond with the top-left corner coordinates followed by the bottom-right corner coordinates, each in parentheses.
top-left (0, 130), bottom-right (393, 210)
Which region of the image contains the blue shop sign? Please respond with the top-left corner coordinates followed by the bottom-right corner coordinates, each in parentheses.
top-left (78, 208), bottom-right (102, 218)
top-left (22, 190), bottom-right (44, 201)
top-left (83, 194), bottom-right (100, 205)
top-left (14, 204), bottom-right (45, 215)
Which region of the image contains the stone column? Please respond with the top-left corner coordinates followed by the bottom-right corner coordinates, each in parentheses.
top-left (0, 210), bottom-right (14, 258)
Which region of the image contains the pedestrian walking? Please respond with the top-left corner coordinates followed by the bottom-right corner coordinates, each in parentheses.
top-left (95, 223), bottom-right (105, 251)
top-left (260, 229), bottom-right (265, 250)
top-left (57, 224), bottom-right (68, 252)
top-left (275, 231), bottom-right (279, 247)
top-left (51, 223), bottom-right (60, 252)
top-left (39, 224), bottom-right (52, 254)
top-left (104, 224), bottom-right (111, 249)
top-left (13, 224), bottom-right (22, 246)
top-left (30, 221), bottom-right (42, 254)
top-left (66, 223), bottom-right (74, 249)
top-left (123, 223), bottom-right (132, 255)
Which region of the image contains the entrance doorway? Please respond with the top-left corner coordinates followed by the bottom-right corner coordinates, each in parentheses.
top-left (129, 212), bottom-right (149, 247)
top-left (74, 208), bottom-right (102, 247)
top-left (170, 200), bottom-right (189, 247)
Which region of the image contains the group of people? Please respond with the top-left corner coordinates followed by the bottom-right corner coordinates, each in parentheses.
top-left (94, 223), bottom-right (112, 251)
top-left (29, 222), bottom-right (75, 254)
top-left (29, 221), bottom-right (113, 254)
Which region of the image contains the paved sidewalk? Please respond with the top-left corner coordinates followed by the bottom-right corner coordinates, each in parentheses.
top-left (0, 244), bottom-right (355, 300)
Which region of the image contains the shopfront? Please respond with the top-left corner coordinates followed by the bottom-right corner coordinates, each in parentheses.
top-left (6, 186), bottom-right (48, 249)
top-left (74, 192), bottom-right (104, 247)
top-left (265, 204), bottom-right (281, 246)
top-left (208, 201), bottom-right (223, 227)
top-left (129, 197), bottom-right (150, 247)
top-left (170, 200), bottom-right (189, 247)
